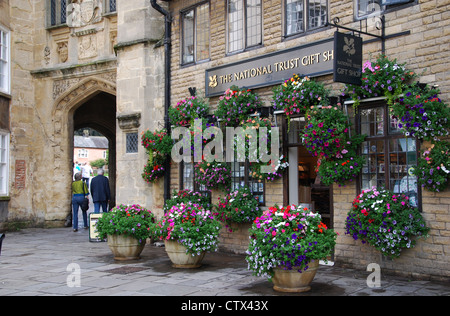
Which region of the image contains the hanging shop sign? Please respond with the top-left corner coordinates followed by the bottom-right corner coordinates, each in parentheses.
top-left (333, 31), bottom-right (363, 85)
top-left (205, 38), bottom-right (334, 97)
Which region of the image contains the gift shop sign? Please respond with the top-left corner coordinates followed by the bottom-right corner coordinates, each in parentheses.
top-left (205, 38), bottom-right (334, 97)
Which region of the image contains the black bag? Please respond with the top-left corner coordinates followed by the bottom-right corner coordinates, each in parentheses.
top-left (81, 182), bottom-right (89, 212)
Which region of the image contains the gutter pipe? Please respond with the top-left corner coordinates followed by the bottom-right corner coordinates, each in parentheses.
top-left (150, 0), bottom-right (172, 202)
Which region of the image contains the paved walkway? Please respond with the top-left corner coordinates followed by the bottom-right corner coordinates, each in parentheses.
top-left (0, 226), bottom-right (449, 297)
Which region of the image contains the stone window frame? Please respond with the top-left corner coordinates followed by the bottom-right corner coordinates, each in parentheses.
top-left (226, 0), bottom-right (263, 54)
top-left (180, 1), bottom-right (211, 65)
top-left (0, 26), bottom-right (10, 95)
top-left (283, 0), bottom-right (329, 38)
top-left (0, 131), bottom-right (9, 197)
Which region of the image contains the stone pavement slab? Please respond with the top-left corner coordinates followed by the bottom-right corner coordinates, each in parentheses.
top-left (0, 227), bottom-right (449, 299)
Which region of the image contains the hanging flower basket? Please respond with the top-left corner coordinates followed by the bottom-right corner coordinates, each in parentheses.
top-left (342, 54), bottom-right (416, 107)
top-left (194, 160), bottom-right (231, 191)
top-left (141, 129), bottom-right (173, 183)
top-left (214, 86), bottom-right (263, 127)
top-left (413, 140), bottom-right (450, 192)
top-left (391, 84), bottom-right (450, 141)
top-left (272, 75), bottom-right (329, 130)
top-left (169, 95), bottom-right (209, 127)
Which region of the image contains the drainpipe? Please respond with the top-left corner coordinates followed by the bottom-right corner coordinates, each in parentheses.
top-left (150, 0), bottom-right (172, 202)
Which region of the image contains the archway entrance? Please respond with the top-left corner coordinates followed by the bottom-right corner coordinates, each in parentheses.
top-left (72, 91), bottom-right (117, 209)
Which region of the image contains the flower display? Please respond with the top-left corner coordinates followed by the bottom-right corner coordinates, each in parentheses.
top-left (169, 95), bottom-right (209, 127)
top-left (317, 134), bottom-right (366, 186)
top-left (215, 86), bottom-right (263, 127)
top-left (250, 154), bottom-right (289, 182)
top-left (345, 187), bottom-right (429, 259)
top-left (164, 189), bottom-right (212, 212)
top-left (141, 129), bottom-right (173, 183)
top-left (194, 160), bottom-right (231, 191)
top-left (413, 141), bottom-right (450, 192)
top-left (272, 75), bottom-right (329, 116)
top-left (302, 105), bottom-right (351, 159)
top-left (95, 204), bottom-right (155, 243)
top-left (343, 54), bottom-right (416, 106)
top-left (391, 84), bottom-right (450, 141)
top-left (216, 186), bottom-right (262, 230)
top-left (152, 202), bottom-right (221, 255)
top-left (246, 204), bottom-right (337, 280)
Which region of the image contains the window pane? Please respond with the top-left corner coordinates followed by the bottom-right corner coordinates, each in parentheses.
top-left (308, 0), bottom-right (327, 29)
top-left (126, 133), bottom-right (138, 153)
top-left (246, 0), bottom-right (261, 47)
top-left (360, 107), bottom-right (384, 136)
top-left (389, 138), bottom-right (418, 207)
top-left (196, 4), bottom-right (210, 61)
top-left (182, 10), bottom-right (195, 64)
top-left (183, 162), bottom-right (195, 191)
top-left (361, 140), bottom-right (385, 190)
top-left (228, 0), bottom-right (244, 52)
top-left (286, 0), bottom-right (303, 35)
top-left (358, 0), bottom-right (382, 18)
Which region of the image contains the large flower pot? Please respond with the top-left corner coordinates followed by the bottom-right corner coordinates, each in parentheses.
top-left (272, 260), bottom-right (319, 293)
top-left (107, 234), bottom-right (146, 261)
top-left (164, 239), bottom-right (205, 268)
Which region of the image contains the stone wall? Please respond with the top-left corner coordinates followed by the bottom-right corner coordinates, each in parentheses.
top-left (167, 0), bottom-right (450, 279)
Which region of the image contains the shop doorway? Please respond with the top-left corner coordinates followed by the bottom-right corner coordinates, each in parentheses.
top-left (284, 116), bottom-right (333, 230)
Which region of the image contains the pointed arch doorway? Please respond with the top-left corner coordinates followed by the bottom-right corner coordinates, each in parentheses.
top-left (73, 91), bottom-right (117, 209)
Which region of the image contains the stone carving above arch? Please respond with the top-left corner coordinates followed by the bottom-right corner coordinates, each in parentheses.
top-left (53, 76), bottom-right (116, 120)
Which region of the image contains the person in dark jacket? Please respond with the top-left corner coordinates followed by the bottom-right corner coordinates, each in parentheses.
top-left (90, 168), bottom-right (111, 213)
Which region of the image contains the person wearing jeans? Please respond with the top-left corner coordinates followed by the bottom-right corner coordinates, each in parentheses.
top-left (71, 172), bottom-right (89, 232)
top-left (90, 168), bottom-right (111, 213)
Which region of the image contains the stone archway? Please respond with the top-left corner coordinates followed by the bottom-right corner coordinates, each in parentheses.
top-left (52, 76), bottom-right (116, 224)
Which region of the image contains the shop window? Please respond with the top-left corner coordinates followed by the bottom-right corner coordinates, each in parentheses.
top-left (284, 0), bottom-right (328, 37)
top-left (355, 0), bottom-right (416, 19)
top-left (230, 161), bottom-right (265, 205)
top-left (180, 161), bottom-right (212, 200)
top-left (0, 132), bottom-right (9, 196)
top-left (358, 103), bottom-right (419, 207)
top-left (181, 2), bottom-right (210, 65)
top-left (0, 27), bottom-right (10, 94)
top-left (227, 0), bottom-right (262, 53)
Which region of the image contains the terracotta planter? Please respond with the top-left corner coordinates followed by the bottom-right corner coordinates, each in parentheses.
top-left (164, 239), bottom-right (205, 268)
top-left (272, 260), bottom-right (319, 293)
top-left (107, 234), bottom-right (146, 261)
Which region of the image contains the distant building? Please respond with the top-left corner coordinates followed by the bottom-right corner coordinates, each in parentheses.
top-left (73, 135), bottom-right (108, 166)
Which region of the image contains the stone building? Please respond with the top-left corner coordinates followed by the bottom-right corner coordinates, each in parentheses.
top-left (0, 0), bottom-right (448, 280)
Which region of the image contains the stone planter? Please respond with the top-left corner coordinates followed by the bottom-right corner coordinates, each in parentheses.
top-left (107, 234), bottom-right (146, 261)
top-left (272, 260), bottom-right (319, 293)
top-left (164, 239), bottom-right (205, 268)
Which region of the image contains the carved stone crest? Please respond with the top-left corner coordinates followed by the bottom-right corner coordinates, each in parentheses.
top-left (67, 0), bottom-right (103, 28)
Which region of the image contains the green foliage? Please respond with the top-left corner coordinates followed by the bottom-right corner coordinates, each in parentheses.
top-left (95, 204), bottom-right (155, 242)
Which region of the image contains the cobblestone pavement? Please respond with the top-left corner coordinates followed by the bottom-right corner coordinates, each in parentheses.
top-left (0, 226), bottom-right (449, 298)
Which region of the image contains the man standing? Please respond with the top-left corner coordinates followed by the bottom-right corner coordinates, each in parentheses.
top-left (90, 168), bottom-right (111, 213)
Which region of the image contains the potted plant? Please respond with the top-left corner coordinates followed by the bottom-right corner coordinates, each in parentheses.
top-left (413, 140), bottom-right (450, 192)
top-left (141, 128), bottom-right (173, 183)
top-left (214, 86), bottom-right (263, 127)
top-left (342, 54), bottom-right (416, 107)
top-left (246, 204), bottom-right (337, 292)
top-left (95, 204), bottom-right (155, 260)
top-left (216, 186), bottom-right (262, 232)
top-left (169, 95), bottom-right (209, 127)
top-left (345, 187), bottom-right (429, 259)
top-left (153, 202), bottom-right (221, 268)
